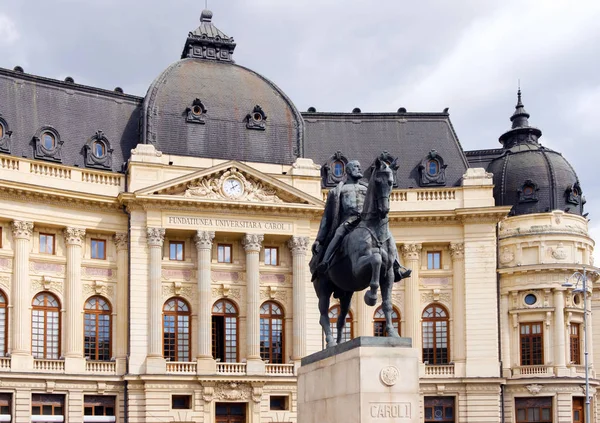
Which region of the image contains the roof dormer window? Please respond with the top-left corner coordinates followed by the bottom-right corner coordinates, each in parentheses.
top-left (84, 130), bottom-right (113, 170)
top-left (186, 99), bottom-right (207, 124)
top-left (42, 132), bottom-right (55, 150)
top-left (0, 116), bottom-right (10, 154)
top-left (34, 127), bottom-right (63, 163)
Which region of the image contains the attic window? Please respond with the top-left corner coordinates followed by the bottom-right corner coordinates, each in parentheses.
top-left (418, 150), bottom-right (447, 187)
top-left (246, 105), bottom-right (267, 130)
top-left (192, 105), bottom-right (204, 116)
top-left (84, 130), bottom-right (113, 170)
top-left (333, 161), bottom-right (344, 177)
top-left (34, 127), bottom-right (64, 163)
top-left (518, 180), bottom-right (538, 203)
top-left (427, 159), bottom-right (440, 176)
top-left (0, 122), bottom-right (4, 138)
top-left (322, 151), bottom-right (349, 187)
top-left (186, 99), bottom-right (207, 124)
top-left (566, 183), bottom-right (582, 205)
top-left (0, 117), bottom-right (10, 154)
top-left (42, 132), bottom-right (56, 150)
top-left (93, 141), bottom-right (106, 158)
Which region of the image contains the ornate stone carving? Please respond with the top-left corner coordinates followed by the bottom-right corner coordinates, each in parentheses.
top-left (146, 227), bottom-right (165, 247)
top-left (288, 236), bottom-right (310, 255)
top-left (245, 105), bottom-right (267, 130)
top-left (84, 130), bottom-right (113, 170)
top-left (33, 127), bottom-right (64, 163)
top-left (185, 98), bottom-right (207, 124)
top-left (131, 144), bottom-right (162, 157)
top-left (260, 287), bottom-right (288, 302)
top-left (194, 230), bottom-right (215, 249)
top-left (184, 168), bottom-right (284, 203)
top-left (11, 220), bottom-right (33, 240)
top-left (30, 262), bottom-right (65, 276)
top-left (213, 382), bottom-right (251, 401)
top-left (550, 242), bottom-right (567, 260)
top-left (421, 291), bottom-right (451, 305)
top-left (400, 243), bottom-right (422, 260)
top-left (449, 243), bottom-right (464, 260)
top-left (162, 283), bottom-right (194, 301)
top-left (380, 366), bottom-right (400, 386)
top-left (499, 247), bottom-right (514, 264)
top-left (113, 233), bottom-right (128, 251)
top-left (242, 233), bottom-right (264, 252)
top-left (64, 227), bottom-right (86, 246)
top-left (418, 149), bottom-right (447, 187)
top-left (31, 276), bottom-right (63, 295)
top-left (162, 269), bottom-right (193, 281)
top-left (526, 384), bottom-right (543, 395)
top-left (82, 280), bottom-right (115, 299)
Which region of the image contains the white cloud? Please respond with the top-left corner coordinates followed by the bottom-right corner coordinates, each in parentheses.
top-left (0, 14), bottom-right (19, 45)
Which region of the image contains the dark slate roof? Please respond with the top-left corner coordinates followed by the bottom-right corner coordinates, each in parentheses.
top-left (465, 148), bottom-right (504, 169)
top-left (142, 59), bottom-right (303, 165)
top-left (302, 112), bottom-right (469, 188)
top-left (0, 67), bottom-right (142, 172)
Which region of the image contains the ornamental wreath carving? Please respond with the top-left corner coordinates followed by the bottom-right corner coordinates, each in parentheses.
top-left (380, 366), bottom-right (400, 386)
top-left (213, 382), bottom-right (251, 401)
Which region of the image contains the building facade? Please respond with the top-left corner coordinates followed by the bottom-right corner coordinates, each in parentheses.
top-left (0, 9), bottom-right (596, 423)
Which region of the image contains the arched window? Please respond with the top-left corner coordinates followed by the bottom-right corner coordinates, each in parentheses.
top-left (212, 299), bottom-right (238, 362)
top-left (373, 306), bottom-right (400, 337)
top-left (0, 123), bottom-right (4, 139)
top-left (0, 290), bottom-right (6, 357)
top-left (427, 159), bottom-right (439, 176)
top-left (41, 132), bottom-right (56, 150)
top-left (333, 161), bottom-right (345, 178)
top-left (93, 141), bottom-right (106, 158)
top-left (422, 304), bottom-right (450, 364)
top-left (163, 298), bottom-right (191, 362)
top-left (84, 297), bottom-right (111, 361)
top-left (328, 305), bottom-right (353, 343)
top-left (260, 302), bottom-right (284, 363)
top-left (32, 292), bottom-right (60, 359)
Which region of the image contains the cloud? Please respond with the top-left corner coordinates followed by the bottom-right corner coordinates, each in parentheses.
top-left (0, 14), bottom-right (19, 45)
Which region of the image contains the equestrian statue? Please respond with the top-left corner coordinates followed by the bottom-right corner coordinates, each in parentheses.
top-left (310, 154), bottom-right (411, 347)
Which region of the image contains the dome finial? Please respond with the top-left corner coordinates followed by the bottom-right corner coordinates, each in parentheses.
top-left (200, 8), bottom-right (213, 22)
top-left (510, 86), bottom-right (530, 129)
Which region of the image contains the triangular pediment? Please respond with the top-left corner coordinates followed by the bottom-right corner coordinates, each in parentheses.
top-left (135, 161), bottom-right (323, 206)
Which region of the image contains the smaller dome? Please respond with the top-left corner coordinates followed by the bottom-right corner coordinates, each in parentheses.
top-left (488, 91), bottom-right (585, 216)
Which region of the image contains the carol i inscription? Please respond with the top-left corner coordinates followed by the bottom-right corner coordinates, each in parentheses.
top-left (167, 216), bottom-right (292, 232)
top-left (370, 402), bottom-right (411, 419)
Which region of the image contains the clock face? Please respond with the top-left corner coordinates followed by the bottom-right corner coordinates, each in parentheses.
top-left (223, 177), bottom-right (243, 197)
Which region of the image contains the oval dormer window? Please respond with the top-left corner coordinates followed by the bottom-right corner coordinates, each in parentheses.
top-left (523, 185), bottom-right (534, 196)
top-left (0, 122), bottom-right (4, 138)
top-left (93, 140), bottom-right (106, 158)
top-left (192, 105), bottom-right (204, 116)
top-left (42, 132), bottom-right (56, 150)
top-left (333, 161), bottom-right (345, 178)
top-left (427, 159), bottom-right (439, 176)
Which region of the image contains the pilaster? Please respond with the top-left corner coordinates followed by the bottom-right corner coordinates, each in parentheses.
top-left (195, 230), bottom-right (216, 374)
top-left (450, 242), bottom-right (466, 376)
top-left (500, 293), bottom-right (511, 377)
top-left (242, 233), bottom-right (264, 374)
top-left (64, 227), bottom-right (86, 372)
top-left (146, 227), bottom-right (166, 373)
top-left (288, 236), bottom-right (309, 363)
top-left (113, 233), bottom-right (128, 375)
top-left (401, 243), bottom-right (422, 361)
top-left (554, 289), bottom-right (568, 375)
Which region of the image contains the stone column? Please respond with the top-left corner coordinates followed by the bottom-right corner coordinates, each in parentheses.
top-left (554, 289), bottom-right (568, 375)
top-left (10, 221), bottom-right (33, 370)
top-left (500, 293), bottom-right (512, 377)
top-left (401, 244), bottom-right (422, 359)
top-left (450, 243), bottom-right (465, 375)
top-left (64, 227), bottom-right (86, 373)
top-left (195, 230), bottom-right (215, 374)
top-left (146, 227), bottom-right (165, 374)
top-left (242, 233), bottom-right (264, 374)
top-left (288, 236), bottom-right (310, 362)
top-left (113, 233), bottom-right (128, 374)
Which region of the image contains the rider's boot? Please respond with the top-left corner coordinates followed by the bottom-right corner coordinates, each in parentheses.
top-left (393, 260), bottom-right (412, 282)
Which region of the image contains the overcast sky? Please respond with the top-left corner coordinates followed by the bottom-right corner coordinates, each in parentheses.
top-left (1, 0), bottom-right (600, 258)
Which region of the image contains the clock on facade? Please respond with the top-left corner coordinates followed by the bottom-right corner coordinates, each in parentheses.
top-left (223, 177), bottom-right (243, 198)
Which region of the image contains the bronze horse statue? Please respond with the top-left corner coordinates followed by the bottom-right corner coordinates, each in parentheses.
top-left (314, 157), bottom-right (410, 347)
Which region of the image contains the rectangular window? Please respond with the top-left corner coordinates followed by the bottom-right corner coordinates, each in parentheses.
top-left (171, 395), bottom-right (192, 410)
top-left (83, 395), bottom-right (115, 420)
top-left (39, 233), bottom-right (55, 255)
top-left (515, 397), bottom-right (552, 423)
top-left (573, 397), bottom-right (584, 423)
top-left (32, 394), bottom-right (64, 419)
top-left (424, 397), bottom-right (454, 422)
top-left (217, 244), bottom-right (232, 263)
top-left (0, 393), bottom-right (11, 419)
top-left (91, 239), bottom-right (106, 260)
top-left (427, 251), bottom-right (441, 269)
top-left (169, 241), bottom-right (184, 261)
top-left (264, 247), bottom-right (278, 266)
top-left (520, 322), bottom-right (543, 366)
top-left (570, 324), bottom-right (581, 365)
top-left (270, 396), bottom-right (289, 411)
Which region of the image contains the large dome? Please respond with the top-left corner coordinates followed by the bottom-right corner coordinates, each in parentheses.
top-left (487, 92), bottom-right (584, 216)
top-left (142, 10), bottom-right (303, 165)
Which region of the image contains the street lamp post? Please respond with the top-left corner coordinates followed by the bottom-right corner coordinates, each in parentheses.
top-left (563, 267), bottom-right (592, 423)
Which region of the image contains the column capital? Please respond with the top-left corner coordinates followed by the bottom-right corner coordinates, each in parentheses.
top-left (146, 227), bottom-right (165, 247)
top-left (242, 233), bottom-right (264, 253)
top-left (287, 236), bottom-right (310, 255)
top-left (400, 243), bottom-right (422, 260)
top-left (113, 233), bottom-right (128, 251)
top-left (64, 227), bottom-right (86, 246)
top-left (11, 220), bottom-right (33, 240)
top-left (194, 231), bottom-right (215, 250)
top-left (449, 243), bottom-right (465, 260)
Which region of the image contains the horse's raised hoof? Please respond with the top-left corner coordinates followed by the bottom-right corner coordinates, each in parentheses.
top-left (364, 291), bottom-right (377, 306)
top-left (387, 329), bottom-right (400, 338)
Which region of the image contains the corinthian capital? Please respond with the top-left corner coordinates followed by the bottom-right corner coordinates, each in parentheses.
top-left (449, 243), bottom-right (465, 260)
top-left (146, 227), bottom-right (165, 247)
top-left (11, 220), bottom-right (34, 240)
top-left (113, 233), bottom-right (128, 251)
top-left (242, 233), bottom-right (264, 253)
top-left (400, 243), bottom-right (422, 260)
top-left (287, 236), bottom-right (310, 255)
top-left (64, 227), bottom-right (86, 246)
top-left (194, 230), bottom-right (215, 250)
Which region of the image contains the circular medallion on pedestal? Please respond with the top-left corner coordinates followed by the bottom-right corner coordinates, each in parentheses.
top-left (380, 365), bottom-right (400, 386)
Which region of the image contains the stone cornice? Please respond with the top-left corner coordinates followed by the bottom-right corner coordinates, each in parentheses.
top-left (499, 263), bottom-right (600, 278)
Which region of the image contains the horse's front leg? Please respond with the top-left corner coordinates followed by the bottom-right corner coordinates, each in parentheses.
top-left (361, 248), bottom-right (382, 306)
top-left (381, 268), bottom-right (399, 337)
top-left (337, 291), bottom-right (353, 344)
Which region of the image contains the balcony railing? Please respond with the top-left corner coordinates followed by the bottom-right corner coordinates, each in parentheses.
top-left (0, 357), bottom-right (10, 371)
top-left (34, 359), bottom-right (65, 372)
top-left (216, 362), bottom-right (246, 375)
top-left (166, 361), bottom-right (197, 374)
top-left (265, 363), bottom-right (295, 376)
top-left (86, 360), bottom-right (116, 374)
top-left (512, 365), bottom-right (554, 377)
top-left (424, 364), bottom-right (455, 377)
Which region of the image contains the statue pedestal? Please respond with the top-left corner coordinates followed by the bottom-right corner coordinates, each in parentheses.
top-left (298, 337), bottom-right (419, 423)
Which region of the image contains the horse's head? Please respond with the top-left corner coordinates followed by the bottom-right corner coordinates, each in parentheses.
top-left (370, 157), bottom-right (397, 218)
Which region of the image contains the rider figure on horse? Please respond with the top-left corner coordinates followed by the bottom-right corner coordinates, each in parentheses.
top-left (310, 159), bottom-right (407, 282)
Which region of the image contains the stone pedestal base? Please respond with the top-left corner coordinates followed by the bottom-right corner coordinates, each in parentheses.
top-left (196, 357), bottom-right (216, 375)
top-left (298, 337), bottom-right (419, 423)
top-left (145, 356), bottom-right (166, 374)
top-left (65, 356), bottom-right (86, 373)
top-left (246, 358), bottom-right (266, 375)
top-left (10, 354), bottom-right (33, 371)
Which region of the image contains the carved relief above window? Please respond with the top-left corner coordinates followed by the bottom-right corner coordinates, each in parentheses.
top-left (418, 149), bottom-right (447, 187)
top-left (185, 99), bottom-right (207, 124)
top-left (321, 151), bottom-right (349, 187)
top-left (245, 105), bottom-right (267, 130)
top-left (84, 130), bottom-right (113, 170)
top-left (566, 182), bottom-right (582, 205)
top-left (518, 179), bottom-right (539, 203)
top-left (0, 115), bottom-right (12, 154)
top-left (33, 127), bottom-right (63, 163)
